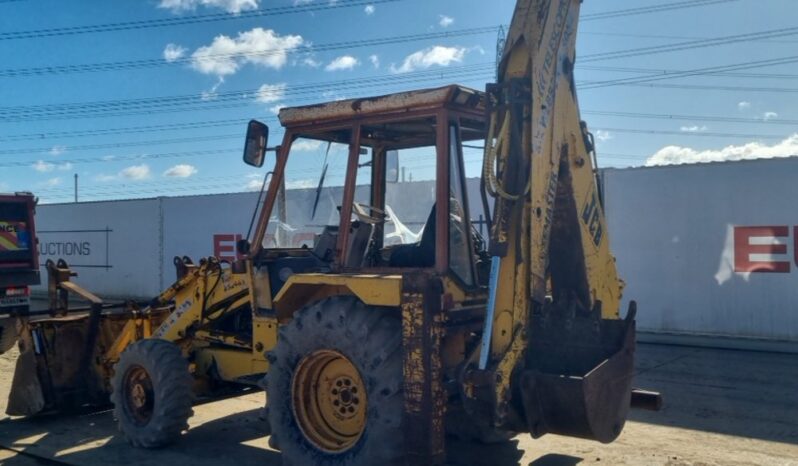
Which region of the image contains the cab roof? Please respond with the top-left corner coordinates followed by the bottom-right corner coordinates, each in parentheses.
top-left (278, 85), bottom-right (485, 127)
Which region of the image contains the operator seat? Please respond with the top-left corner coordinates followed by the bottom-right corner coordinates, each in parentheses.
top-left (388, 204), bottom-right (436, 268)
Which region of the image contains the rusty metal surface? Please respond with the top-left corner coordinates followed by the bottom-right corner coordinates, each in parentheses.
top-left (279, 85), bottom-right (482, 127)
top-left (401, 272), bottom-right (446, 465)
top-left (519, 304), bottom-right (636, 444)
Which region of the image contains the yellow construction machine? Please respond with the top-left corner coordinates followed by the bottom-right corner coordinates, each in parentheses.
top-left (2, 0), bottom-right (661, 463)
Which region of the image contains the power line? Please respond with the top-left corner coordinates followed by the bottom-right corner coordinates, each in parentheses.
top-left (5, 54), bottom-right (796, 123)
top-left (581, 55), bottom-right (798, 89)
top-left (584, 110), bottom-right (798, 126)
top-left (0, 118), bottom-right (252, 142)
top-left (0, 26), bottom-right (499, 78)
top-left (595, 127), bottom-right (787, 140)
top-left (583, 81), bottom-right (798, 94)
top-left (0, 64), bottom-right (495, 121)
top-left (580, 30), bottom-right (798, 45)
top-left (0, 148), bottom-right (235, 169)
top-left (581, 26), bottom-right (798, 63)
top-left (581, 0), bottom-right (739, 21)
top-left (0, 133), bottom-right (243, 156)
top-left (579, 64), bottom-right (798, 80)
top-left (0, 0), bottom-right (403, 41)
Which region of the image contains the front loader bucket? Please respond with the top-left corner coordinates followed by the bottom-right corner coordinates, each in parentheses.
top-left (518, 306), bottom-right (635, 444)
top-left (6, 325), bottom-right (46, 416)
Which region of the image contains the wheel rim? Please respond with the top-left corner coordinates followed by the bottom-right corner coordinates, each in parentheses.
top-left (123, 365), bottom-right (155, 426)
top-left (291, 349), bottom-right (367, 453)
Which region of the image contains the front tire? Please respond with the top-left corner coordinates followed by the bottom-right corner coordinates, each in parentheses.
top-left (110, 339), bottom-right (194, 448)
top-left (265, 297), bottom-right (403, 466)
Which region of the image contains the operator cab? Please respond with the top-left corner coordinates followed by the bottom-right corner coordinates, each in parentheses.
top-left (243, 85), bottom-right (489, 298)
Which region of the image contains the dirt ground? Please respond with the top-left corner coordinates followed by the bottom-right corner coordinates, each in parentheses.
top-left (0, 342), bottom-right (796, 466)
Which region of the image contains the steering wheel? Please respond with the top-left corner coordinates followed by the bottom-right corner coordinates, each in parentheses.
top-left (352, 202), bottom-right (388, 225)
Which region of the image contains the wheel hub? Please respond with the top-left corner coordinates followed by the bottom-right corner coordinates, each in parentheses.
top-left (291, 350), bottom-right (367, 453)
top-left (123, 365), bottom-right (155, 426)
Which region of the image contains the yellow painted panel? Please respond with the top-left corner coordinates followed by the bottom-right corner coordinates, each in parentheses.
top-left (273, 274), bottom-right (403, 316)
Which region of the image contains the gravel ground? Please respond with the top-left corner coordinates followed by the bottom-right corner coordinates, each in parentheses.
top-left (0, 342), bottom-right (796, 466)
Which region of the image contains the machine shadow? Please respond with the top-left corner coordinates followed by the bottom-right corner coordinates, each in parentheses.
top-left (629, 342), bottom-right (798, 445)
top-left (0, 408), bottom-right (281, 466)
top-left (446, 437), bottom-right (526, 466)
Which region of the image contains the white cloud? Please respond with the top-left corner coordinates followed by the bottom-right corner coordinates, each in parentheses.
top-left (255, 83), bottom-right (286, 104)
top-left (680, 125), bottom-right (708, 132)
top-left (49, 145), bottom-right (66, 156)
top-left (763, 111), bottom-right (779, 121)
top-left (325, 55), bottom-right (359, 71)
top-left (439, 15), bottom-right (454, 27)
top-left (302, 57), bottom-right (322, 68)
top-left (321, 90), bottom-right (347, 101)
top-left (291, 140), bottom-right (324, 152)
top-left (32, 160), bottom-right (54, 172)
top-left (595, 130), bottom-right (613, 142)
top-left (191, 28), bottom-right (304, 77)
top-left (292, 0), bottom-right (312, 5)
top-left (42, 177), bottom-right (61, 187)
top-left (390, 46), bottom-right (467, 73)
top-left (645, 133), bottom-right (798, 166)
top-left (364, 4), bottom-right (375, 14)
top-left (32, 160), bottom-right (72, 172)
top-left (158, 0), bottom-right (258, 14)
top-left (737, 101), bottom-right (751, 111)
top-left (120, 164), bottom-right (151, 180)
top-left (163, 43), bottom-right (187, 62)
top-left (245, 173), bottom-right (266, 191)
top-left (369, 54), bottom-right (380, 69)
top-left (95, 174), bottom-right (117, 182)
top-left (163, 164), bottom-right (198, 178)
top-left (270, 104), bottom-right (286, 115)
top-left (286, 179), bottom-right (317, 189)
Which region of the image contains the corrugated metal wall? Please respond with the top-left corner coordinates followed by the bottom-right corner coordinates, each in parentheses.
top-left (33, 158), bottom-right (798, 345)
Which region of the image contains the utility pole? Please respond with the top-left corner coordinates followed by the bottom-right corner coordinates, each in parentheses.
top-left (74, 173), bottom-right (78, 203)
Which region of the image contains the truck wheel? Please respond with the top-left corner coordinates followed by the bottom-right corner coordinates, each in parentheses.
top-left (0, 318), bottom-right (18, 354)
top-left (265, 297), bottom-right (403, 466)
top-left (110, 339), bottom-right (194, 448)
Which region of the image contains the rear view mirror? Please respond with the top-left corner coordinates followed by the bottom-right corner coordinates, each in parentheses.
top-left (386, 150), bottom-right (399, 184)
top-left (243, 120), bottom-right (269, 167)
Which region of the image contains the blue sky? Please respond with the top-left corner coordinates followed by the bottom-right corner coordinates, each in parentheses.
top-left (1, 0), bottom-right (796, 203)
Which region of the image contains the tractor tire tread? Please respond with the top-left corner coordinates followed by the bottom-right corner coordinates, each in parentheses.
top-left (110, 338), bottom-right (194, 448)
top-left (265, 296), bottom-right (404, 466)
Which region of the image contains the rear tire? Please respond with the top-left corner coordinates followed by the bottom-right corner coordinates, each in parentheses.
top-left (0, 318), bottom-right (18, 354)
top-left (110, 339), bottom-right (194, 448)
top-left (265, 297), bottom-right (403, 466)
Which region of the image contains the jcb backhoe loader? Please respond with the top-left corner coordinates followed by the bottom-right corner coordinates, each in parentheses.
top-left (2, 0), bottom-right (660, 464)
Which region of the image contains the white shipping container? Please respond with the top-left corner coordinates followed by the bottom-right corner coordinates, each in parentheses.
top-left (34, 198), bottom-right (162, 298)
top-left (604, 157), bottom-right (798, 345)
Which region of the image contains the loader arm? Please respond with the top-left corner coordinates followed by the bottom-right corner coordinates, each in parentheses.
top-left (477, 0), bottom-right (634, 442)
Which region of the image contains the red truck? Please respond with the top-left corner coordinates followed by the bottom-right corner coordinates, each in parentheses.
top-left (0, 193), bottom-right (39, 351)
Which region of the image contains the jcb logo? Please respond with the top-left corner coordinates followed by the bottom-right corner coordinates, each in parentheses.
top-left (581, 192), bottom-right (603, 247)
top-left (734, 226), bottom-right (798, 273)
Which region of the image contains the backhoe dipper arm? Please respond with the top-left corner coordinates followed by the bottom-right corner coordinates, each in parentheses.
top-left (479, 0), bottom-right (627, 434)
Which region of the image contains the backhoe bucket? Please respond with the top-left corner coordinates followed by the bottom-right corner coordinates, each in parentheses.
top-left (519, 308), bottom-right (635, 443)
